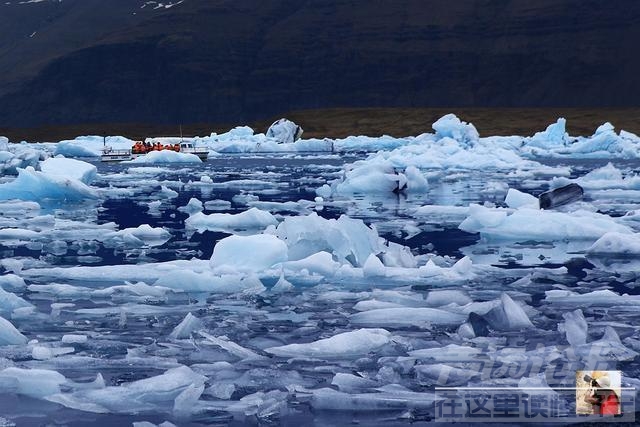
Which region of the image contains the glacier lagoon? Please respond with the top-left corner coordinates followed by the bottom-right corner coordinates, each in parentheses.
top-left (0, 116), bottom-right (639, 425)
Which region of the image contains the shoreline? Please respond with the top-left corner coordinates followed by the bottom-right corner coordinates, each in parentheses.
top-left (1, 107), bottom-right (639, 143)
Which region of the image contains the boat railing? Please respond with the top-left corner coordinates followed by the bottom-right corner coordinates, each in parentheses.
top-left (102, 146), bottom-right (131, 155)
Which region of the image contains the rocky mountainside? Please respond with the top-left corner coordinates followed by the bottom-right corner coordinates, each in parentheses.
top-left (1, 0), bottom-right (638, 127)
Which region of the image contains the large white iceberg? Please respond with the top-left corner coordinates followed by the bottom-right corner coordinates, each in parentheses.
top-left (0, 166), bottom-right (98, 201)
top-left (459, 204), bottom-right (630, 241)
top-left (586, 231), bottom-right (640, 255)
top-left (211, 234), bottom-right (288, 273)
top-left (526, 118), bottom-right (568, 149)
top-left (40, 156), bottom-right (97, 184)
top-left (432, 114), bottom-right (479, 146)
top-left (274, 213), bottom-right (386, 267)
top-left (0, 146), bottom-right (42, 175)
top-left (265, 118), bottom-right (304, 144)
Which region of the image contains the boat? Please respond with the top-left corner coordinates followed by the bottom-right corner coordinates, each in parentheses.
top-left (101, 140), bottom-right (209, 162)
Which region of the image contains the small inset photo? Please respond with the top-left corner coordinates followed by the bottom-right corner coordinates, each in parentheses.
top-left (576, 370), bottom-right (622, 416)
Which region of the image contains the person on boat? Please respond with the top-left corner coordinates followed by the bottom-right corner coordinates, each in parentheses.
top-left (584, 376), bottom-right (620, 415)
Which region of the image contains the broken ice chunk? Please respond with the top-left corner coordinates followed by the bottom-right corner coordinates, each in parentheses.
top-left (169, 312), bottom-right (203, 339)
top-left (558, 309), bottom-right (588, 347)
top-left (0, 316), bottom-right (27, 345)
top-left (265, 328), bottom-right (391, 359)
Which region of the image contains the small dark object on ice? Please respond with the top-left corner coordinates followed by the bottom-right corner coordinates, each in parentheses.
top-left (538, 183), bottom-right (584, 209)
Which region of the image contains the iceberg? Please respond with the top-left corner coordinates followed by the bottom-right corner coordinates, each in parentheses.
top-left (169, 312), bottom-right (203, 339)
top-left (40, 157), bottom-right (97, 184)
top-left (0, 316), bottom-right (27, 345)
top-left (459, 204), bottom-right (630, 241)
top-left (281, 251), bottom-right (341, 277)
top-left (186, 207), bottom-right (278, 232)
top-left (0, 166), bottom-right (98, 201)
top-left (211, 234), bottom-right (288, 272)
top-left (334, 158), bottom-right (414, 194)
top-left (0, 286), bottom-right (32, 316)
top-left (432, 113), bottom-right (479, 146)
top-left (481, 293), bottom-right (534, 331)
top-left (586, 231), bottom-right (640, 256)
top-left (0, 146), bottom-right (41, 175)
top-left (526, 118), bottom-right (568, 149)
top-left (265, 118), bottom-right (304, 144)
top-left (349, 307), bottom-right (466, 328)
top-left (559, 309), bottom-right (588, 347)
top-left (504, 188), bottom-right (538, 209)
top-left (275, 213), bottom-right (387, 267)
top-left (105, 224), bottom-right (172, 248)
top-left (155, 271), bottom-right (266, 294)
top-left (47, 366), bottom-right (206, 414)
top-left (265, 328), bottom-right (391, 359)
top-left (128, 151), bottom-right (202, 164)
top-left (0, 367), bottom-right (67, 398)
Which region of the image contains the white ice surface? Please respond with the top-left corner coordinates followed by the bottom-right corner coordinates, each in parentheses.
top-left (265, 328), bottom-right (391, 359)
top-left (460, 204), bottom-right (630, 241)
top-left (186, 208), bottom-right (278, 232)
top-left (0, 167), bottom-right (98, 201)
top-left (40, 157), bottom-right (97, 184)
top-left (211, 234), bottom-right (288, 273)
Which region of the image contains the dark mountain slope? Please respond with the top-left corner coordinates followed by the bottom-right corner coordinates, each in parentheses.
top-left (0, 0), bottom-right (638, 127)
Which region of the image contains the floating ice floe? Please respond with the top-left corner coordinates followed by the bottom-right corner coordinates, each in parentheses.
top-left (586, 231), bottom-right (640, 256)
top-left (0, 166), bottom-right (98, 201)
top-left (570, 326), bottom-right (639, 362)
top-left (310, 386), bottom-right (441, 411)
top-left (46, 365), bottom-right (206, 414)
top-left (459, 203), bottom-right (630, 241)
top-left (39, 156), bottom-right (97, 184)
top-left (526, 118), bottom-right (569, 150)
top-left (331, 158), bottom-right (427, 194)
top-left (265, 328), bottom-right (391, 359)
top-left (155, 271), bottom-right (266, 294)
top-left (432, 113), bottom-right (479, 147)
top-left (523, 120), bottom-right (640, 158)
top-left (128, 150), bottom-right (202, 164)
top-left (558, 309), bottom-right (588, 347)
top-left (169, 313), bottom-right (203, 339)
top-left (504, 188), bottom-right (539, 209)
top-left (186, 207), bottom-right (278, 232)
top-left (274, 212), bottom-right (393, 268)
top-left (266, 118), bottom-right (303, 144)
top-left (105, 224), bottom-right (172, 248)
top-left (544, 289), bottom-right (640, 307)
top-left (0, 286), bottom-right (32, 316)
top-left (211, 234), bottom-right (288, 273)
top-left (0, 145), bottom-right (42, 175)
top-left (349, 307), bottom-right (466, 328)
top-left (0, 316), bottom-right (27, 345)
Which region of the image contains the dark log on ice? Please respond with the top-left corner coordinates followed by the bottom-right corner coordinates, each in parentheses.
top-left (538, 183), bottom-right (584, 209)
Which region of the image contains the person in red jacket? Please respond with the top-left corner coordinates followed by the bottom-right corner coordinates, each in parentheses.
top-left (584, 376), bottom-right (620, 415)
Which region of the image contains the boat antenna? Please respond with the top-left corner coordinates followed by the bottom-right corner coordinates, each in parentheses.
top-left (180, 124), bottom-right (183, 143)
